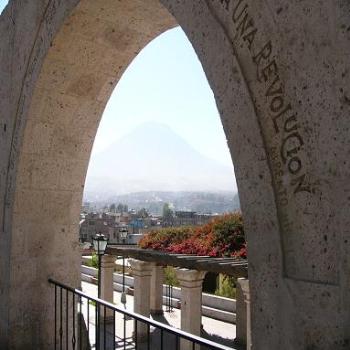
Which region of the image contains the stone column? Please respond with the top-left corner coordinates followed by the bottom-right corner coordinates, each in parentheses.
top-left (99, 255), bottom-right (116, 349)
top-left (235, 278), bottom-right (247, 347)
top-left (236, 278), bottom-right (251, 350)
top-left (175, 269), bottom-right (206, 350)
top-left (129, 259), bottom-right (152, 342)
top-left (150, 263), bottom-right (164, 315)
top-left (100, 255), bottom-right (116, 311)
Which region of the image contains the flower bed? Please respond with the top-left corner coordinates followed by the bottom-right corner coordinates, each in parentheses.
top-left (139, 212), bottom-right (246, 259)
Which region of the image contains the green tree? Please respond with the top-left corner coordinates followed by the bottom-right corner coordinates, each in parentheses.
top-left (162, 203), bottom-right (173, 220)
top-left (137, 208), bottom-right (149, 218)
top-left (162, 203), bottom-right (174, 226)
top-left (163, 266), bottom-right (179, 286)
top-left (117, 203), bottom-right (124, 213)
top-left (215, 275), bottom-right (236, 299)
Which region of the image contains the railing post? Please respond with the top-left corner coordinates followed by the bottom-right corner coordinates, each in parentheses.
top-left (236, 278), bottom-right (251, 349)
top-left (150, 263), bottom-right (164, 315)
top-left (175, 268), bottom-right (206, 350)
top-left (129, 259), bottom-right (152, 342)
top-left (100, 254), bottom-right (116, 316)
top-left (99, 254), bottom-right (116, 349)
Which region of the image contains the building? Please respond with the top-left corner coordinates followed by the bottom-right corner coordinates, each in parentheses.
top-left (79, 212), bottom-right (119, 243)
top-left (173, 211), bottom-right (218, 227)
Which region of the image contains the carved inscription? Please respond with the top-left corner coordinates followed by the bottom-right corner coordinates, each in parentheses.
top-left (217, 0), bottom-right (310, 198)
top-left (212, 0), bottom-right (338, 284)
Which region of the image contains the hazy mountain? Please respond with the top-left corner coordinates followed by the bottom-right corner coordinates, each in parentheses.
top-left (84, 122), bottom-right (236, 200)
top-left (106, 191), bottom-right (241, 215)
top-left (84, 191), bottom-right (240, 215)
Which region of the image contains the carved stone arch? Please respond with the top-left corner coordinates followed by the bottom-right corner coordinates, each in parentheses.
top-left (0, 0), bottom-right (349, 349)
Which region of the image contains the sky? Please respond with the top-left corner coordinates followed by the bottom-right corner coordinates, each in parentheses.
top-left (94, 27), bottom-right (234, 167)
top-left (0, 0), bottom-right (6, 14)
top-left (0, 0), bottom-right (235, 169)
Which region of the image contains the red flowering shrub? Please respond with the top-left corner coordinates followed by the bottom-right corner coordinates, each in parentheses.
top-left (138, 226), bottom-right (193, 250)
top-left (138, 212), bottom-right (246, 259)
top-left (233, 244), bottom-right (247, 259)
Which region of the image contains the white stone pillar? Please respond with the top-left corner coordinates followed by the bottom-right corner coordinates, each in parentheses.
top-left (175, 269), bottom-right (206, 350)
top-left (236, 278), bottom-right (251, 350)
top-left (129, 259), bottom-right (152, 341)
top-left (99, 255), bottom-right (116, 349)
top-left (235, 278), bottom-right (247, 346)
top-left (100, 255), bottom-right (116, 308)
top-left (150, 263), bottom-right (164, 315)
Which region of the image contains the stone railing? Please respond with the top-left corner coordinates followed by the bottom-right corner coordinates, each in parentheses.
top-left (84, 255), bottom-right (251, 349)
top-left (81, 264), bottom-right (237, 323)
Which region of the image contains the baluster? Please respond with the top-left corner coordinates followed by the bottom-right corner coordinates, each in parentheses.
top-left (60, 287), bottom-right (63, 350)
top-left (55, 284), bottom-right (57, 350)
top-left (79, 296), bottom-right (82, 350)
top-left (147, 324), bottom-right (150, 350)
top-left (72, 293), bottom-right (76, 349)
top-left (66, 289), bottom-right (69, 350)
top-left (103, 306), bottom-right (106, 350)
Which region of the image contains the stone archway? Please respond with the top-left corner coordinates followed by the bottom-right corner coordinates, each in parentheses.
top-left (0, 0), bottom-right (349, 349)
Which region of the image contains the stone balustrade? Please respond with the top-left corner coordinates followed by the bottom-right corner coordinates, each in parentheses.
top-left (98, 256), bottom-right (251, 349)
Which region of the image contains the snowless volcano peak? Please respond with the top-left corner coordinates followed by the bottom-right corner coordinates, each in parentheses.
top-left (85, 122), bottom-right (236, 198)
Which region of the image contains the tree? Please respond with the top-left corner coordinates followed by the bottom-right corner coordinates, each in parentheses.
top-left (137, 208), bottom-right (149, 218)
top-left (117, 203), bottom-right (124, 213)
top-left (116, 203), bottom-right (128, 214)
top-left (162, 203), bottom-right (174, 221)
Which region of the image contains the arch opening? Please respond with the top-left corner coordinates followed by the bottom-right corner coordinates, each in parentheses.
top-left (2, 0), bottom-right (346, 349)
top-left (80, 26), bottom-right (242, 344)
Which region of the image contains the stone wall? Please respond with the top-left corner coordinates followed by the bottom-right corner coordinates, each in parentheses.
top-left (0, 0), bottom-right (349, 348)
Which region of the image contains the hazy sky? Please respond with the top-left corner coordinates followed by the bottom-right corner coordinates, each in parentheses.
top-left (0, 0), bottom-right (6, 14)
top-left (94, 27), bottom-right (234, 167)
top-left (0, 1), bottom-right (234, 169)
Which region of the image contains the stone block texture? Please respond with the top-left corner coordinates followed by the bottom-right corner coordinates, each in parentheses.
top-left (0, 0), bottom-right (349, 349)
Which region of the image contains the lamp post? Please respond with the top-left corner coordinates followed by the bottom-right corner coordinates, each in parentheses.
top-left (118, 230), bottom-right (130, 332)
top-left (119, 227), bottom-right (128, 245)
top-left (92, 233), bottom-right (108, 298)
top-left (121, 256), bottom-right (127, 305)
top-left (92, 233), bottom-right (108, 349)
top-left (119, 231), bottom-right (128, 306)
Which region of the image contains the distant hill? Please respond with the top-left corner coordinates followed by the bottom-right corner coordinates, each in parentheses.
top-left (84, 122), bottom-right (237, 200)
top-left (86, 191), bottom-right (241, 215)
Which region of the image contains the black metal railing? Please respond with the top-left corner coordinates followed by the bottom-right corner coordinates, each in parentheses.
top-left (166, 284), bottom-right (174, 313)
top-left (49, 278), bottom-right (234, 350)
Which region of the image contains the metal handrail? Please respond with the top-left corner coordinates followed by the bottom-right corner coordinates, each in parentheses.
top-left (49, 278), bottom-right (234, 350)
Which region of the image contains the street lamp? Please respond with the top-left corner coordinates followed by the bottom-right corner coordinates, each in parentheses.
top-left (118, 230), bottom-right (128, 309)
top-left (92, 233), bottom-right (108, 298)
top-left (119, 228), bottom-right (128, 244)
top-left (120, 256), bottom-right (131, 321)
top-left (92, 233), bottom-right (108, 350)
top-left (121, 256), bottom-right (127, 305)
